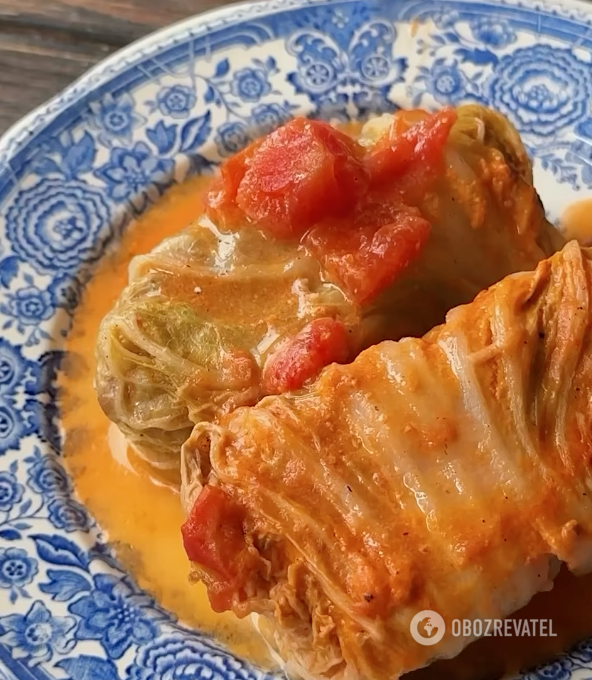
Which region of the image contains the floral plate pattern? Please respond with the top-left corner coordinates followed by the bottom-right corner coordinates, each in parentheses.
top-left (1, 0), bottom-right (592, 678)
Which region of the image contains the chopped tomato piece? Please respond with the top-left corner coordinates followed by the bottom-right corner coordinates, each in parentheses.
top-left (207, 117), bottom-right (368, 239)
top-left (205, 139), bottom-right (262, 228)
top-left (366, 107), bottom-right (456, 190)
top-left (306, 203), bottom-right (431, 305)
top-left (237, 118), bottom-right (368, 239)
top-left (181, 485), bottom-right (246, 581)
top-left (262, 318), bottom-right (350, 394)
top-left (206, 580), bottom-right (238, 614)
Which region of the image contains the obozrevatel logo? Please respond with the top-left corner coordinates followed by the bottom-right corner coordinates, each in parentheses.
top-left (410, 610), bottom-right (446, 646)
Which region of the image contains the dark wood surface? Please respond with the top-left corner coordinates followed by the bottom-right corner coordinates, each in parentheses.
top-left (0, 0), bottom-right (237, 134)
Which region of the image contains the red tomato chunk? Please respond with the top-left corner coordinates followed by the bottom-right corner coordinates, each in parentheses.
top-left (181, 485), bottom-right (245, 580)
top-left (306, 203), bottom-right (431, 305)
top-left (205, 140), bottom-right (261, 228)
top-left (365, 107), bottom-right (457, 188)
top-left (207, 118), bottom-right (369, 239)
top-left (206, 110), bottom-right (454, 305)
top-left (263, 317), bottom-right (350, 394)
top-left (181, 485), bottom-right (249, 612)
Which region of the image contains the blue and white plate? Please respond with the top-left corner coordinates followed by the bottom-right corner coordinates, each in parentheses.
top-left (1, 0), bottom-right (592, 678)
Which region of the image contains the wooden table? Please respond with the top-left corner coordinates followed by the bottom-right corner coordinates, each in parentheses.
top-left (0, 0), bottom-right (237, 134)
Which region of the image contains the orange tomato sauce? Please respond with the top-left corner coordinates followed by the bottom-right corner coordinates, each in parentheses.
top-left (59, 175), bottom-right (274, 670)
top-left (59, 173), bottom-right (592, 679)
top-left (560, 198), bottom-right (592, 245)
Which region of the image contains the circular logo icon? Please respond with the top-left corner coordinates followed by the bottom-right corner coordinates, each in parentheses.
top-left (409, 610), bottom-right (446, 646)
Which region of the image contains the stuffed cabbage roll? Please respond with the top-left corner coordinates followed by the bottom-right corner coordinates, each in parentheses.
top-left (96, 105), bottom-right (562, 472)
top-left (180, 240), bottom-right (592, 680)
top-left (95, 221), bottom-right (356, 471)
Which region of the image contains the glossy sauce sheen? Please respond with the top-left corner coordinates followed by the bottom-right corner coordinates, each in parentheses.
top-left (60, 177), bottom-right (592, 679)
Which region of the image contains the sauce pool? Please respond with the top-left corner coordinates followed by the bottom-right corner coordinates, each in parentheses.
top-left (560, 198), bottom-right (592, 245)
top-left (59, 175), bottom-right (275, 670)
top-left (59, 177), bottom-right (592, 679)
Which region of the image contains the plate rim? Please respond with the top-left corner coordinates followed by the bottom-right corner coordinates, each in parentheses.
top-left (3, 0), bottom-right (592, 678)
top-left (3, 0), bottom-right (592, 163)
top-left (0, 0), bottom-right (318, 160)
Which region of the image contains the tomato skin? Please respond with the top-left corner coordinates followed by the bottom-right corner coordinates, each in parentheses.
top-left (206, 581), bottom-right (238, 614)
top-left (207, 118), bottom-right (368, 239)
top-left (366, 107), bottom-right (456, 192)
top-left (205, 140), bottom-right (262, 228)
top-left (181, 485), bottom-right (246, 581)
top-left (262, 318), bottom-right (350, 394)
top-left (306, 203), bottom-right (431, 305)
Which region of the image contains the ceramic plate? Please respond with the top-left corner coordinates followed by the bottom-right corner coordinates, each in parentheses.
top-left (1, 0), bottom-right (592, 678)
